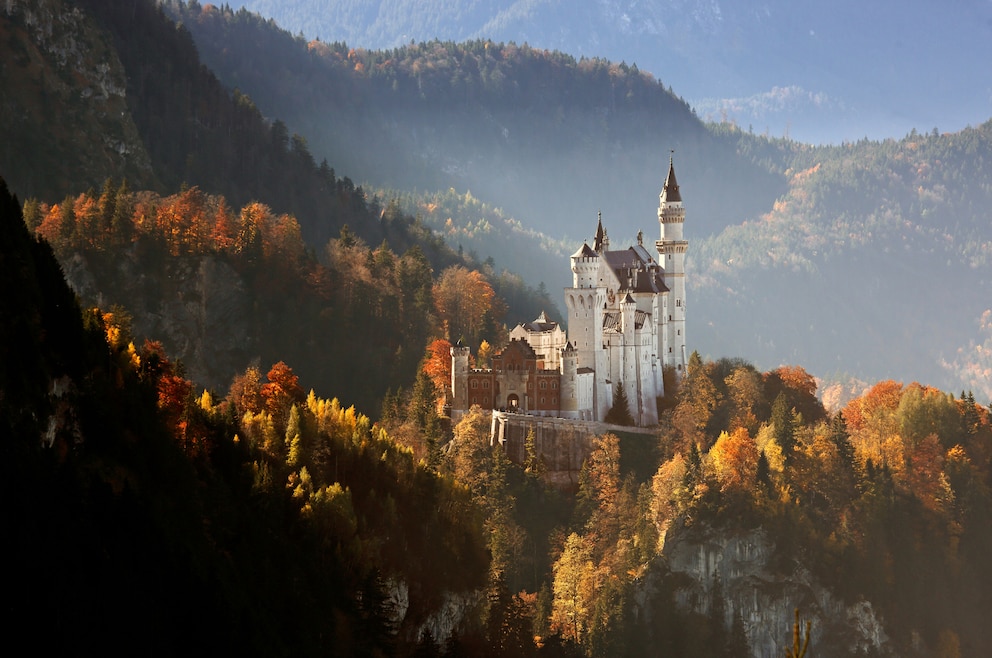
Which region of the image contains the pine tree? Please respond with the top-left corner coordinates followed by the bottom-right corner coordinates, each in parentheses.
top-left (524, 426), bottom-right (545, 476)
top-left (605, 380), bottom-right (635, 426)
top-left (771, 393), bottom-right (797, 462)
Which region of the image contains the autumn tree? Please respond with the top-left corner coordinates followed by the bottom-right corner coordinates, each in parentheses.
top-left (708, 426), bottom-right (759, 499)
top-left (724, 364), bottom-right (765, 434)
top-left (422, 338), bottom-right (453, 400)
top-left (433, 265), bottom-right (499, 345)
top-left (583, 433), bottom-right (622, 554)
top-left (551, 532), bottom-right (595, 644)
top-left (765, 365), bottom-right (825, 427)
top-left (672, 352), bottom-right (723, 450)
top-left (260, 361), bottom-right (305, 428)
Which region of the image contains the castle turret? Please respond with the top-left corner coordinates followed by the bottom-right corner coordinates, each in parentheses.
top-left (559, 342), bottom-right (579, 419)
top-left (570, 242), bottom-right (599, 289)
top-left (450, 341), bottom-right (471, 417)
top-left (656, 154), bottom-right (688, 374)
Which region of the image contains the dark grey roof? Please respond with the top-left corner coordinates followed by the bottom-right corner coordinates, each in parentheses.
top-left (571, 242), bottom-right (598, 259)
top-left (602, 310), bottom-right (649, 332)
top-left (661, 157), bottom-right (681, 203)
top-left (603, 247), bottom-right (669, 294)
top-left (518, 310), bottom-right (559, 333)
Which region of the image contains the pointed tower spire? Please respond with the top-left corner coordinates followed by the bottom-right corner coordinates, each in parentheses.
top-left (594, 211), bottom-right (608, 252)
top-left (656, 150), bottom-right (688, 377)
top-left (661, 150), bottom-right (681, 203)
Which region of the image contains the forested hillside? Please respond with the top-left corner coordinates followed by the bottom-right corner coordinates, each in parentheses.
top-left (166, 1), bottom-right (992, 400)
top-left (1, 176), bottom-right (488, 654)
top-left (10, 167), bottom-right (992, 654)
top-left (2, 0), bottom-right (555, 414)
top-left (2, 0), bottom-right (449, 256)
top-left (163, 2), bottom-right (785, 249)
top-left (693, 122), bottom-right (992, 400)
top-left (23, 180), bottom-right (555, 414)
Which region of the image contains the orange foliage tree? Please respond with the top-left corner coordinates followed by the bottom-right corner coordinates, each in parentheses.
top-left (765, 365), bottom-right (824, 425)
top-left (423, 338), bottom-right (453, 396)
top-left (709, 426), bottom-right (760, 496)
top-left (261, 361), bottom-right (305, 424)
top-left (433, 265), bottom-right (498, 344)
top-left (842, 380), bottom-right (904, 432)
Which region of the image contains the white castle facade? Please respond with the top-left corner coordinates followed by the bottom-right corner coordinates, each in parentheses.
top-left (450, 157), bottom-right (688, 427)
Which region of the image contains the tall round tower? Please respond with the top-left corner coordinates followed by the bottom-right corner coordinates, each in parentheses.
top-left (450, 340), bottom-right (471, 417)
top-left (655, 155), bottom-right (688, 374)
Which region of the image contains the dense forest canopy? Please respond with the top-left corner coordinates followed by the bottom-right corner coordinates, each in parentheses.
top-left (23, 179), bottom-right (555, 414)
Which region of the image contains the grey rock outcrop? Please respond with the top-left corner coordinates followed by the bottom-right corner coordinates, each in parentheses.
top-left (62, 248), bottom-right (255, 391)
top-left (660, 522), bottom-right (895, 657)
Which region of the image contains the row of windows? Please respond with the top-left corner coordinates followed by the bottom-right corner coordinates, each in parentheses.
top-left (475, 379), bottom-right (559, 390)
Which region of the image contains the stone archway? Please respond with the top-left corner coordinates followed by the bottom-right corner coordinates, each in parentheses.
top-left (507, 394), bottom-right (520, 411)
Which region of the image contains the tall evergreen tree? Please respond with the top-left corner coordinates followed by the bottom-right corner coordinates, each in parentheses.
top-left (771, 393), bottom-right (797, 462)
top-left (605, 381), bottom-right (635, 426)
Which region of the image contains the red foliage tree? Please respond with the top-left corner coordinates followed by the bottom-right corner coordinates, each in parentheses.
top-left (261, 361), bottom-right (305, 422)
top-left (423, 338), bottom-right (453, 396)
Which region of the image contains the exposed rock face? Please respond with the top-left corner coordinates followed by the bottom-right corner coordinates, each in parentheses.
top-left (1, 0), bottom-right (155, 198)
top-left (385, 578), bottom-right (482, 646)
top-left (62, 248), bottom-right (254, 391)
top-left (660, 522), bottom-right (895, 657)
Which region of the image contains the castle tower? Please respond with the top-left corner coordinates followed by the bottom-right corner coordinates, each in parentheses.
top-left (559, 342), bottom-right (579, 419)
top-left (566, 239), bottom-right (607, 419)
top-left (450, 341), bottom-right (471, 416)
top-left (656, 154), bottom-right (688, 373)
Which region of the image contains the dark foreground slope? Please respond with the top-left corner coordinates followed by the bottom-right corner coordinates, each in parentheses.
top-left (1, 175), bottom-right (488, 654)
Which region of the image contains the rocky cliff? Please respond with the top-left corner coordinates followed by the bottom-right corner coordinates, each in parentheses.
top-left (62, 247), bottom-right (254, 391)
top-left (657, 522), bottom-right (895, 657)
top-left (0, 0), bottom-right (155, 199)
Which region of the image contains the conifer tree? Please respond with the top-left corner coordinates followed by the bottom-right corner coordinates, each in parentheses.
top-left (771, 393), bottom-right (797, 462)
top-left (605, 381), bottom-right (635, 426)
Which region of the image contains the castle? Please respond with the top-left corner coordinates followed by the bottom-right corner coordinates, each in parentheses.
top-left (450, 157), bottom-right (688, 427)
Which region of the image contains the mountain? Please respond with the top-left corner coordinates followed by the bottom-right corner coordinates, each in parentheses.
top-left (161, 2), bottom-right (787, 284)
top-left (2, 0), bottom-right (558, 416)
top-left (227, 0), bottom-right (992, 146)
top-left (163, 3), bottom-right (992, 402)
top-left (693, 123), bottom-right (992, 401)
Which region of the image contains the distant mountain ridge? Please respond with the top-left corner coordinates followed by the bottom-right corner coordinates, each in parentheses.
top-left (170, 3), bottom-right (992, 401)
top-left (227, 0), bottom-right (992, 145)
